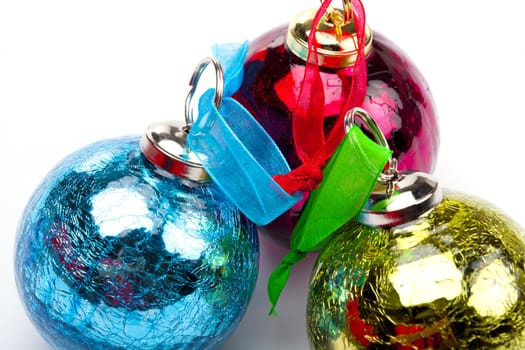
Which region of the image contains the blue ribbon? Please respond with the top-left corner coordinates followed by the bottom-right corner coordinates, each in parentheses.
top-left (187, 42), bottom-right (301, 225)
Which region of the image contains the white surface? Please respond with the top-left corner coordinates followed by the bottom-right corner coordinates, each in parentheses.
top-left (1, 1), bottom-right (524, 349)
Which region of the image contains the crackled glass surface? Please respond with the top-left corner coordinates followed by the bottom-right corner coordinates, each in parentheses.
top-left (15, 135), bottom-right (259, 350)
top-left (307, 191), bottom-right (525, 349)
top-left (234, 25), bottom-right (439, 244)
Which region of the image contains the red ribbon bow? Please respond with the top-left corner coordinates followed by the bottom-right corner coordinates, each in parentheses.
top-left (273, 0), bottom-right (368, 194)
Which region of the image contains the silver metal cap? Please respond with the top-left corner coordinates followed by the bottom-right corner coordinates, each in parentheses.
top-left (359, 171), bottom-right (443, 228)
top-left (140, 120), bottom-right (210, 182)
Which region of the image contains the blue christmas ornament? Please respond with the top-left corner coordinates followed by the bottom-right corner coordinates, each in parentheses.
top-left (14, 59), bottom-right (259, 350)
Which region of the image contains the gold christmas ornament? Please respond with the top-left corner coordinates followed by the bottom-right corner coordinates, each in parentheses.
top-left (306, 109), bottom-right (525, 349)
top-left (307, 189), bottom-right (525, 349)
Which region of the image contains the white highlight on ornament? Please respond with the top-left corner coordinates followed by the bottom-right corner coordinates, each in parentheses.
top-left (389, 252), bottom-right (463, 307)
top-left (467, 258), bottom-right (518, 318)
top-left (91, 187), bottom-right (154, 237)
top-left (162, 221), bottom-right (207, 260)
top-left (75, 151), bottom-right (114, 173)
top-left (393, 220), bottom-right (434, 250)
top-left (159, 139), bottom-right (185, 156)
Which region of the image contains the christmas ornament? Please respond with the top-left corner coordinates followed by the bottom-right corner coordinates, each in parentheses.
top-left (14, 58), bottom-right (259, 350)
top-left (306, 111), bottom-right (525, 349)
top-left (234, 0), bottom-right (439, 243)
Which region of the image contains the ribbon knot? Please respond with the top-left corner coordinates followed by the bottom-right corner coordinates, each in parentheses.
top-left (273, 163), bottom-right (324, 195)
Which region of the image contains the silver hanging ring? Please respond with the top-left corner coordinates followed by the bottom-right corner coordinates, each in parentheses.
top-left (344, 107), bottom-right (398, 182)
top-left (184, 57), bottom-right (224, 129)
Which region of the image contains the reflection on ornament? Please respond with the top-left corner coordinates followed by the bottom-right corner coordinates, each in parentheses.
top-left (389, 251), bottom-right (464, 307)
top-left (307, 190), bottom-right (525, 349)
top-left (15, 136), bottom-right (259, 350)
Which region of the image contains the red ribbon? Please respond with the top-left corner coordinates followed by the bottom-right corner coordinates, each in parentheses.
top-left (273, 0), bottom-right (368, 195)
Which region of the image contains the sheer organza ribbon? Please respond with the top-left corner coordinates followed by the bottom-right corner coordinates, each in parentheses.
top-left (273, 0), bottom-right (368, 195)
top-left (188, 43), bottom-right (301, 226)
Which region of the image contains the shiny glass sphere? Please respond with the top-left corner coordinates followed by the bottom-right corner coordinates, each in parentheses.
top-left (234, 24), bottom-right (439, 244)
top-left (15, 135), bottom-right (259, 350)
top-left (307, 191), bottom-right (525, 349)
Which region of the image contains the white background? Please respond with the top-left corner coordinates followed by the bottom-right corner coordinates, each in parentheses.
top-left (1, 1), bottom-right (524, 349)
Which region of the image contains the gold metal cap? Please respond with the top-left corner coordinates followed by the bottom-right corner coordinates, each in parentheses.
top-left (286, 7), bottom-right (373, 69)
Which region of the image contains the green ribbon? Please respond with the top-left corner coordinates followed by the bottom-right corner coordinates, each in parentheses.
top-left (268, 126), bottom-right (392, 316)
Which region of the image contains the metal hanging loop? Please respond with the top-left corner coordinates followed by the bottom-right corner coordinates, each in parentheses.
top-left (184, 57), bottom-right (225, 129)
top-left (344, 107), bottom-right (399, 183)
top-left (320, 0), bottom-right (353, 26)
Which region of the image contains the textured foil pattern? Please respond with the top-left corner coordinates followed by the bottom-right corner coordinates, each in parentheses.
top-left (15, 135), bottom-right (259, 350)
top-left (307, 191), bottom-right (525, 349)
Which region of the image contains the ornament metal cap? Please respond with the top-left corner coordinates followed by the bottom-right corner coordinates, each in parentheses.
top-left (141, 57), bottom-right (225, 182)
top-left (141, 121), bottom-right (210, 182)
top-left (286, 3), bottom-right (373, 69)
top-left (359, 171), bottom-right (443, 228)
top-left (344, 107), bottom-right (443, 228)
